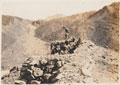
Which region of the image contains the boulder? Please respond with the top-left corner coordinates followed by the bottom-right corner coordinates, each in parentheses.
top-left (22, 63), bottom-right (28, 67)
top-left (46, 65), bottom-right (54, 69)
top-left (48, 60), bottom-right (55, 65)
top-left (14, 80), bottom-right (26, 84)
top-left (25, 57), bottom-right (33, 64)
top-left (29, 59), bottom-right (39, 66)
top-left (40, 59), bottom-right (47, 65)
top-left (27, 69), bottom-right (33, 74)
top-left (44, 73), bottom-right (51, 80)
top-left (20, 67), bottom-right (32, 77)
top-left (24, 75), bottom-right (34, 81)
top-left (52, 70), bottom-right (60, 75)
top-left (30, 80), bottom-right (41, 84)
top-left (56, 61), bottom-right (63, 68)
top-left (10, 66), bottom-right (19, 72)
top-left (50, 77), bottom-right (59, 83)
top-left (45, 67), bottom-right (53, 73)
top-left (41, 66), bottom-right (46, 71)
top-left (33, 67), bottom-right (43, 77)
top-left (46, 65), bottom-right (54, 73)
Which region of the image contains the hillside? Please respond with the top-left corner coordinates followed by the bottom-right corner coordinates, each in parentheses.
top-left (76, 2), bottom-right (119, 51)
top-left (34, 11), bottom-right (96, 41)
top-left (34, 2), bottom-right (119, 51)
top-left (2, 15), bottom-right (49, 70)
top-left (1, 2), bottom-right (119, 84)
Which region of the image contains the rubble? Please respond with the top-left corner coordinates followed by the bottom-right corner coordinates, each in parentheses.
top-left (30, 80), bottom-right (41, 84)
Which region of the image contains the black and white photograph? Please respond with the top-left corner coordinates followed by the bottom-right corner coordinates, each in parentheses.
top-left (1, 0), bottom-right (119, 84)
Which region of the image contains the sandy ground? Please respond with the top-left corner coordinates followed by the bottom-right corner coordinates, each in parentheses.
top-left (24, 24), bottom-right (49, 57)
top-left (1, 40), bottom-right (118, 83)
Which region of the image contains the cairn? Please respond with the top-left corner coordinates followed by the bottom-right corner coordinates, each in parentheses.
top-left (10, 57), bottom-right (64, 84)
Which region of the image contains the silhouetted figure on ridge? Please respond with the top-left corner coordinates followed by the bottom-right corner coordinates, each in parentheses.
top-left (63, 26), bottom-right (69, 40)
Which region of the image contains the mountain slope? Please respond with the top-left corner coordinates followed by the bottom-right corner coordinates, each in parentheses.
top-left (34, 2), bottom-right (119, 51)
top-left (76, 2), bottom-right (119, 51)
top-left (2, 2), bottom-right (119, 70)
top-left (1, 2), bottom-right (119, 84)
top-left (2, 15), bottom-right (49, 70)
top-left (35, 11), bottom-right (96, 41)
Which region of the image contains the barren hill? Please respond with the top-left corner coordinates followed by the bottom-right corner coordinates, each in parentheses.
top-left (1, 2), bottom-right (119, 84)
top-left (34, 11), bottom-right (96, 41)
top-left (77, 2), bottom-right (119, 51)
top-left (34, 2), bottom-right (119, 51)
top-left (2, 15), bottom-right (49, 70)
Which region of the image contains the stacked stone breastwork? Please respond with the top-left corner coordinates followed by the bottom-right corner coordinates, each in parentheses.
top-left (51, 37), bottom-right (81, 55)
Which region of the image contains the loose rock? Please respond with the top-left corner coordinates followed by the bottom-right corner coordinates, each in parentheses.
top-left (14, 80), bottom-right (26, 84)
top-left (33, 67), bottom-right (43, 77)
top-left (44, 73), bottom-right (51, 80)
top-left (30, 80), bottom-right (41, 84)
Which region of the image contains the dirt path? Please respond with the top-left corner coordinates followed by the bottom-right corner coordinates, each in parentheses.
top-left (24, 24), bottom-right (49, 57)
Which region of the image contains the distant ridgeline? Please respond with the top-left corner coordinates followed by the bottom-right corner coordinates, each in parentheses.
top-left (50, 37), bottom-right (81, 55)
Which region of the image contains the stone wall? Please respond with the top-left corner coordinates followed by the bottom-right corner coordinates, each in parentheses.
top-left (51, 37), bottom-right (81, 55)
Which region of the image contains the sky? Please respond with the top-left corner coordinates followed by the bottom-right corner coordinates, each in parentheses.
top-left (2, 0), bottom-right (119, 20)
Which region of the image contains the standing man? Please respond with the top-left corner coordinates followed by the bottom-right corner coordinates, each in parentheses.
top-left (63, 26), bottom-right (69, 40)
